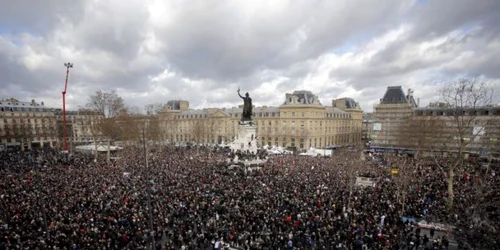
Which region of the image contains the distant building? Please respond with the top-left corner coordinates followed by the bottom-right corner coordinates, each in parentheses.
top-left (362, 112), bottom-right (373, 145)
top-left (371, 87), bottom-right (500, 155)
top-left (54, 110), bottom-right (104, 149)
top-left (0, 98), bottom-right (58, 150)
top-left (159, 90), bottom-right (363, 149)
top-left (0, 98), bottom-right (103, 151)
top-left (372, 86), bottom-right (417, 147)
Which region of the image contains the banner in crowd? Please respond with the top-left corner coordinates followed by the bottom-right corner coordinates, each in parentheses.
top-left (355, 177), bottom-right (375, 187)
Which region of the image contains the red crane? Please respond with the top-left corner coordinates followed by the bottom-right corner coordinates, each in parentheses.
top-left (62, 62), bottom-right (73, 151)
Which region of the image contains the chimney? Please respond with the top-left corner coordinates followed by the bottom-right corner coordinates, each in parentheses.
top-left (41, 101), bottom-right (44, 106)
top-left (417, 98), bottom-right (420, 107)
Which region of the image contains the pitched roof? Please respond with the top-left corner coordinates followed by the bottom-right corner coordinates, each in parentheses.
top-left (283, 90), bottom-right (321, 105)
top-left (292, 90), bottom-right (316, 104)
top-left (380, 86), bottom-right (408, 104)
top-left (334, 98), bottom-right (359, 109)
top-left (380, 86), bottom-right (418, 107)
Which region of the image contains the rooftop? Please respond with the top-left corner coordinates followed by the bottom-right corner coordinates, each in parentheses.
top-left (0, 98), bottom-right (58, 112)
top-left (283, 90), bottom-right (322, 105)
top-left (380, 86), bottom-right (417, 107)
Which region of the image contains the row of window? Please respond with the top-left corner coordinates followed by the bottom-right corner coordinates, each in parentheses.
top-left (175, 112), bottom-right (353, 119)
top-left (415, 109), bottom-right (500, 116)
top-left (1, 137), bottom-right (55, 143)
top-left (0, 107), bottom-right (56, 112)
top-left (2, 118), bottom-right (53, 124)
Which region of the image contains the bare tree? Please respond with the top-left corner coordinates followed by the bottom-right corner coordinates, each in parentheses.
top-left (12, 122), bottom-right (33, 151)
top-left (453, 160), bottom-right (499, 249)
top-left (145, 115), bottom-right (162, 147)
top-left (115, 111), bottom-right (141, 145)
top-left (85, 90), bottom-right (126, 161)
top-left (481, 109), bottom-right (500, 173)
top-left (78, 108), bottom-right (104, 159)
top-left (87, 90), bottom-right (126, 118)
top-left (385, 154), bottom-right (420, 216)
top-left (145, 103), bottom-right (165, 116)
top-left (162, 118), bottom-right (177, 146)
top-left (397, 112), bottom-right (447, 158)
top-left (440, 77), bottom-right (494, 207)
top-left (190, 120), bottom-right (206, 145)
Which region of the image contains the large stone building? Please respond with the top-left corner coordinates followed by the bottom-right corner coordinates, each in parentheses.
top-left (0, 98), bottom-right (59, 150)
top-left (55, 110), bottom-right (105, 149)
top-left (371, 86), bottom-right (418, 147)
top-left (159, 90), bottom-right (363, 149)
top-left (371, 86), bottom-right (500, 155)
top-left (0, 98), bottom-right (103, 151)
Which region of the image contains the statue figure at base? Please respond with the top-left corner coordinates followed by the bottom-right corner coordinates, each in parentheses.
top-left (237, 88), bottom-right (252, 122)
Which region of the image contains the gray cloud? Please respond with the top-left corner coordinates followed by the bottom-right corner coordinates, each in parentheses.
top-left (0, 0), bottom-right (499, 112)
top-left (155, 0), bottom-right (412, 80)
top-left (0, 0), bottom-right (85, 35)
top-left (408, 0), bottom-right (500, 40)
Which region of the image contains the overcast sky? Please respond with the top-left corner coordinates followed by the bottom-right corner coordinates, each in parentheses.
top-left (1, 0), bottom-right (499, 112)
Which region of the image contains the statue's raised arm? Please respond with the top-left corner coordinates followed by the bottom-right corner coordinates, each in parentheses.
top-left (237, 88), bottom-right (244, 99)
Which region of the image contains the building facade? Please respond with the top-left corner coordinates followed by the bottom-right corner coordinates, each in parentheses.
top-left (408, 105), bottom-right (500, 154)
top-left (371, 87), bottom-right (500, 155)
top-left (0, 98), bottom-right (104, 151)
top-left (371, 86), bottom-right (418, 147)
top-left (159, 90), bottom-right (363, 149)
top-left (55, 110), bottom-right (105, 149)
top-left (0, 98), bottom-right (58, 150)
top-left (362, 112), bottom-right (373, 146)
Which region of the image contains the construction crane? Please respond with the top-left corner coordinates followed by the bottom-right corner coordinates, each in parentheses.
top-left (62, 62), bottom-right (73, 151)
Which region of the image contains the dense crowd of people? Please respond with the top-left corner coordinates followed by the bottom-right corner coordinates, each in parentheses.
top-left (0, 146), bottom-right (497, 249)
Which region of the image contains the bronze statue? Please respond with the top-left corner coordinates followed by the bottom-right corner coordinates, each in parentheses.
top-left (237, 88), bottom-right (252, 121)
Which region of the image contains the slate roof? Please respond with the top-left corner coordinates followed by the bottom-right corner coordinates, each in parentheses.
top-left (0, 98), bottom-right (57, 112)
top-left (283, 90), bottom-right (321, 105)
top-left (292, 90), bottom-right (316, 104)
top-left (333, 98), bottom-right (359, 109)
top-left (380, 86), bottom-right (417, 107)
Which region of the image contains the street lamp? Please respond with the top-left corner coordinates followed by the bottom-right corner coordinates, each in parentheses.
top-left (62, 62), bottom-right (73, 151)
top-left (141, 120), bottom-right (156, 249)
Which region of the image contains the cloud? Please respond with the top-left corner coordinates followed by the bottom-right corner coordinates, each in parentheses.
top-left (0, 0), bottom-right (499, 112)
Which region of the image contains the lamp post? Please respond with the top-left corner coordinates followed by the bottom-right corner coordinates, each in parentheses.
top-left (62, 62), bottom-right (73, 151)
top-left (142, 121), bottom-right (156, 250)
top-left (324, 123), bottom-right (327, 156)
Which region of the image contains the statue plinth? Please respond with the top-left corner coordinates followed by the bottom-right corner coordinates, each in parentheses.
top-left (238, 120), bottom-right (254, 126)
top-left (229, 121), bottom-right (258, 154)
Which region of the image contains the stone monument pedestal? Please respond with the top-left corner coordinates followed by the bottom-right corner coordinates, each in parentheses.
top-left (229, 121), bottom-right (258, 154)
